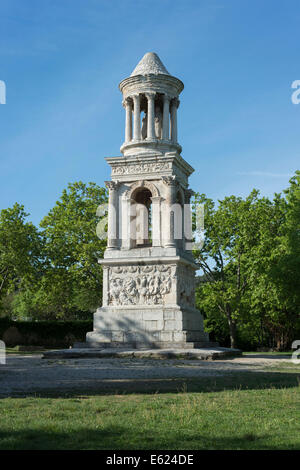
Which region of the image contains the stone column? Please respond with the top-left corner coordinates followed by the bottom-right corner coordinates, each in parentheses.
top-left (132, 94), bottom-right (141, 141)
top-left (184, 189), bottom-right (194, 251)
top-left (129, 198), bottom-right (137, 249)
top-left (121, 196), bottom-right (130, 250)
top-left (162, 176), bottom-right (177, 248)
top-left (145, 92), bottom-right (155, 140)
top-left (123, 97), bottom-right (132, 143)
top-left (162, 94), bottom-right (170, 140)
top-left (151, 196), bottom-right (162, 247)
top-left (136, 203), bottom-right (149, 246)
top-left (170, 98), bottom-right (179, 143)
top-left (122, 197), bottom-right (137, 249)
top-left (101, 266), bottom-right (109, 306)
top-left (105, 181), bottom-right (119, 250)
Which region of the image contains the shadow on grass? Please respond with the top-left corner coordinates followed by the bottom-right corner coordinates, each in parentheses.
top-left (0, 426), bottom-right (295, 450)
top-left (0, 370), bottom-right (299, 398)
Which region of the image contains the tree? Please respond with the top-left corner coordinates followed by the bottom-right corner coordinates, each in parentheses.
top-left (256, 172), bottom-right (300, 349)
top-left (194, 172), bottom-right (300, 350)
top-left (193, 190), bottom-right (286, 348)
top-left (34, 181), bottom-right (108, 319)
top-left (276, 171), bottom-right (300, 308)
top-left (0, 203), bottom-right (42, 312)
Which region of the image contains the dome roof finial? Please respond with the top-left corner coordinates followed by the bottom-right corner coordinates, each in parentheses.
top-left (131, 52), bottom-right (170, 77)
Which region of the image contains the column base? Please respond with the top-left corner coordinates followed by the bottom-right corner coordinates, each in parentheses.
top-left (120, 139), bottom-right (182, 157)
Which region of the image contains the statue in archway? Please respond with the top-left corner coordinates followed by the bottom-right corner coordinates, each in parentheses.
top-left (154, 105), bottom-right (162, 139)
top-left (141, 113), bottom-right (147, 139)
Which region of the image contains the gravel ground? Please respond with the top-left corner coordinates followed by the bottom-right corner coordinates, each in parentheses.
top-left (0, 354), bottom-right (291, 397)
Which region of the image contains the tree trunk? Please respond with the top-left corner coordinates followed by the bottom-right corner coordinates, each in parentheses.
top-left (228, 319), bottom-right (237, 349)
top-left (219, 304), bottom-right (238, 349)
top-left (226, 305), bottom-right (237, 349)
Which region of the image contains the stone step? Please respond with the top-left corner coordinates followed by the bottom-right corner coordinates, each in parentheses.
top-left (43, 346), bottom-right (242, 360)
top-left (74, 340), bottom-right (219, 349)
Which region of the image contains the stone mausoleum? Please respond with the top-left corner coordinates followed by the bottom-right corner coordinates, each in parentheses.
top-left (86, 52), bottom-right (215, 349)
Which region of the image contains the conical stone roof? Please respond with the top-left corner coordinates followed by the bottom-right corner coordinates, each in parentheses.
top-left (130, 52), bottom-right (170, 77)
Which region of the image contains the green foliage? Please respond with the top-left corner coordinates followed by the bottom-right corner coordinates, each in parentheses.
top-left (0, 182), bottom-right (108, 321)
top-left (0, 203), bottom-right (43, 301)
top-left (37, 181), bottom-right (108, 319)
top-left (194, 171), bottom-right (300, 350)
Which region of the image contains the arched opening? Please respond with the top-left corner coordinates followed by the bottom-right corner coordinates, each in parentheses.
top-left (131, 187), bottom-right (152, 247)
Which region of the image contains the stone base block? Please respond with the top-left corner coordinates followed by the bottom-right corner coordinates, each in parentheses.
top-left (75, 340), bottom-right (219, 349)
top-left (84, 305), bottom-right (211, 349)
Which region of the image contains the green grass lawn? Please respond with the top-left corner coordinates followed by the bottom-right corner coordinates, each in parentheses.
top-left (0, 362), bottom-right (300, 450)
top-left (5, 347), bottom-right (47, 355)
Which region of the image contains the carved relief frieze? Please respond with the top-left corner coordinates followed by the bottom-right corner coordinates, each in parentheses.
top-left (108, 264), bottom-right (172, 306)
top-left (111, 161), bottom-right (172, 176)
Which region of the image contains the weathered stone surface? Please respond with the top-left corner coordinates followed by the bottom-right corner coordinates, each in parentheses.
top-left (43, 347), bottom-right (242, 360)
top-left (130, 52), bottom-right (170, 77)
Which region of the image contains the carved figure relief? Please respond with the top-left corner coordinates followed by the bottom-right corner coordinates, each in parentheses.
top-left (108, 265), bottom-right (172, 306)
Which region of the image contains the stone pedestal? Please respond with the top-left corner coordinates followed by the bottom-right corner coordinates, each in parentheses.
top-left (86, 247), bottom-right (212, 348)
top-left (87, 306), bottom-right (210, 348)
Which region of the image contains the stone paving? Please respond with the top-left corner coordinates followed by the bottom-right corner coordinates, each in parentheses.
top-left (0, 354), bottom-right (290, 397)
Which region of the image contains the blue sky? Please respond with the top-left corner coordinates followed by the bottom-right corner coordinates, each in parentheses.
top-left (0, 0), bottom-right (299, 226)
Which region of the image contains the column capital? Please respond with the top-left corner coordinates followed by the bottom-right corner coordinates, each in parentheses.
top-left (132, 93), bottom-right (140, 101)
top-left (162, 175), bottom-right (177, 187)
top-left (150, 196), bottom-right (162, 203)
top-left (163, 93), bottom-right (171, 103)
top-left (171, 97), bottom-right (180, 108)
top-left (105, 180), bottom-right (120, 191)
top-left (122, 97), bottom-right (132, 108)
top-left (184, 188), bottom-right (195, 203)
top-left (145, 91), bottom-right (156, 99)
